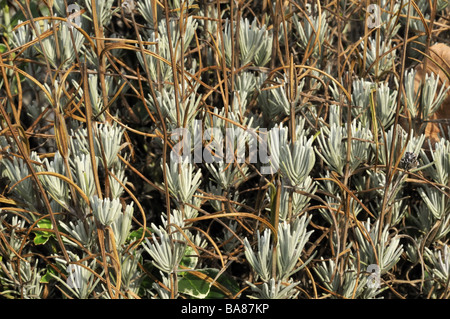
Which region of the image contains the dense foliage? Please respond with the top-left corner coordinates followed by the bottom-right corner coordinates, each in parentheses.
top-left (0, 0), bottom-right (449, 299)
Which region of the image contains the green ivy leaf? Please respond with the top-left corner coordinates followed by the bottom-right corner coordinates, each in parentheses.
top-left (40, 266), bottom-right (58, 284)
top-left (207, 270), bottom-right (240, 299)
top-left (178, 268), bottom-right (240, 299)
top-left (178, 271), bottom-right (212, 299)
top-left (128, 227), bottom-right (153, 242)
top-left (180, 246), bottom-right (198, 272)
top-left (33, 219), bottom-right (54, 245)
top-left (33, 232), bottom-right (50, 245)
top-left (37, 219), bottom-right (53, 229)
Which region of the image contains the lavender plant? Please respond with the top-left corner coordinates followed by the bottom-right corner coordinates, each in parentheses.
top-left (0, 0), bottom-right (449, 301)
